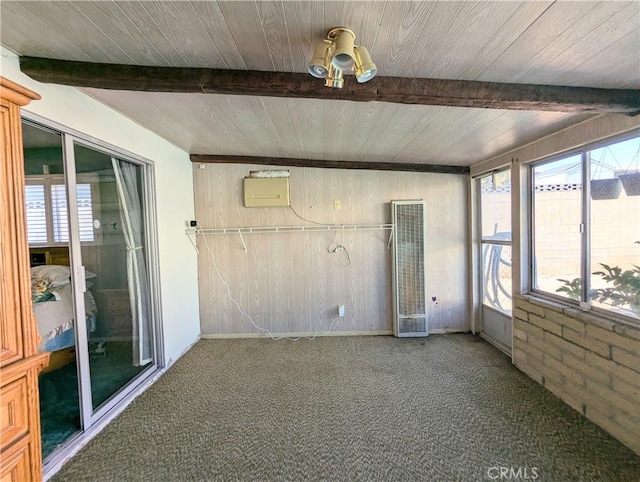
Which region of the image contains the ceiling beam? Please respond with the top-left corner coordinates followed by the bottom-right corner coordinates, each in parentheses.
top-left (191, 154), bottom-right (470, 174)
top-left (20, 57), bottom-right (640, 115)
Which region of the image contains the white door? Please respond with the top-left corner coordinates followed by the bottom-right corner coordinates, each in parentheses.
top-left (477, 170), bottom-right (513, 353)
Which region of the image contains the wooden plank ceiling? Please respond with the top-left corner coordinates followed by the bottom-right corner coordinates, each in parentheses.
top-left (2, 1), bottom-right (639, 167)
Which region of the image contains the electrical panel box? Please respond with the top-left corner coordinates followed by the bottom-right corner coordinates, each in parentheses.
top-left (243, 177), bottom-right (290, 208)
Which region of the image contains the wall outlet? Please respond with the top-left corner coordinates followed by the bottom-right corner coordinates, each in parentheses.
top-left (334, 199), bottom-right (341, 210)
top-left (338, 304), bottom-right (345, 317)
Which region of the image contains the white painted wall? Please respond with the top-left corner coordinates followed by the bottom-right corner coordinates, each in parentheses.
top-left (1, 47), bottom-right (200, 364)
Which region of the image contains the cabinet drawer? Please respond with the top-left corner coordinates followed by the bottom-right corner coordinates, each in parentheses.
top-left (0, 436), bottom-right (32, 482)
top-left (107, 297), bottom-right (130, 312)
top-left (0, 377), bottom-right (28, 450)
top-left (97, 289), bottom-right (130, 313)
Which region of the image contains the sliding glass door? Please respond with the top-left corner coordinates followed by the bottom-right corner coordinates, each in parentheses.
top-left (70, 142), bottom-right (154, 411)
top-left (23, 118), bottom-right (159, 463)
top-left (23, 122), bottom-right (83, 458)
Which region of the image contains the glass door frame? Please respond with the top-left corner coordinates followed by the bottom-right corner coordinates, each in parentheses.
top-left (22, 112), bottom-right (165, 468)
top-left (474, 167), bottom-right (513, 355)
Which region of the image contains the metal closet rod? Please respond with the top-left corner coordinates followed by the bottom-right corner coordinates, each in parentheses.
top-left (185, 224), bottom-right (394, 254)
top-left (186, 224), bottom-right (393, 234)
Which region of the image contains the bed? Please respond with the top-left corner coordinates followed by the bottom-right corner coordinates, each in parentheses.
top-left (31, 263), bottom-right (98, 372)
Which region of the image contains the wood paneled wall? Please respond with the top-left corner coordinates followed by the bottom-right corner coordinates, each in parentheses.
top-left (194, 163), bottom-right (469, 336)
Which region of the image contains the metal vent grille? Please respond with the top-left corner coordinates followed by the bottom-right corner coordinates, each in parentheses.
top-left (399, 316), bottom-right (427, 334)
top-left (396, 203), bottom-right (425, 317)
top-left (392, 201), bottom-right (428, 337)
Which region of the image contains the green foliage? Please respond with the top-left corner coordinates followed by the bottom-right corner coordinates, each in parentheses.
top-left (556, 241), bottom-right (640, 315)
top-left (592, 263), bottom-right (640, 315)
top-left (555, 278), bottom-right (582, 300)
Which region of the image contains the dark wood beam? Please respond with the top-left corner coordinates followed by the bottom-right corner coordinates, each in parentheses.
top-left (19, 56), bottom-right (640, 115)
top-left (191, 154), bottom-right (470, 175)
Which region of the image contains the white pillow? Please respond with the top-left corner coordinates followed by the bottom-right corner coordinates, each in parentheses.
top-left (31, 265), bottom-right (96, 288)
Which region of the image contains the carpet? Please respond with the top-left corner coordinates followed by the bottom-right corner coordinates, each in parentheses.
top-left (50, 334), bottom-right (640, 481)
top-left (40, 341), bottom-right (147, 458)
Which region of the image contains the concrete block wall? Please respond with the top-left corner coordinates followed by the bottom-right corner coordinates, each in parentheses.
top-left (512, 294), bottom-right (640, 454)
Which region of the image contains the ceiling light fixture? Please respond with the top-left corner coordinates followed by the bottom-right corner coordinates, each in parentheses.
top-left (307, 27), bottom-right (377, 88)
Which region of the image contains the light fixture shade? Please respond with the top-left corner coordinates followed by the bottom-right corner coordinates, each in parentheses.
top-left (307, 40), bottom-right (332, 79)
top-left (354, 46), bottom-right (377, 83)
top-left (324, 64), bottom-right (344, 89)
top-left (330, 28), bottom-right (356, 71)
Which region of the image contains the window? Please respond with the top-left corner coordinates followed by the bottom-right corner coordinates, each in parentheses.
top-left (25, 177), bottom-right (96, 245)
top-left (532, 135), bottom-right (640, 320)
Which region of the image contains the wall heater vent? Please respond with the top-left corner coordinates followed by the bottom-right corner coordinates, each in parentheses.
top-left (391, 200), bottom-right (428, 337)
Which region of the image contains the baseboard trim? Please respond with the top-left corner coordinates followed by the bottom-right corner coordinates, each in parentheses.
top-left (201, 330), bottom-right (393, 339)
top-left (430, 329), bottom-right (469, 334)
top-left (200, 329), bottom-right (468, 339)
top-left (479, 331), bottom-right (512, 356)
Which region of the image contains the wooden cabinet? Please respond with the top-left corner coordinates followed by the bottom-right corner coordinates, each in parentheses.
top-left (96, 289), bottom-right (131, 338)
top-left (0, 77), bottom-right (50, 481)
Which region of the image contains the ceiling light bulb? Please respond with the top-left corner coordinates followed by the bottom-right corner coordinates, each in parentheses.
top-left (354, 46), bottom-right (377, 83)
top-left (328, 28), bottom-right (356, 71)
top-left (307, 40), bottom-right (332, 79)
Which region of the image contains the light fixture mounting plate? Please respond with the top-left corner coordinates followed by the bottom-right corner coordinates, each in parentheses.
top-left (326, 27), bottom-right (355, 41)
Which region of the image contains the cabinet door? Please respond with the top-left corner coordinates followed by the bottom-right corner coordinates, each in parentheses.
top-left (0, 436), bottom-right (33, 482)
top-left (0, 98), bottom-right (25, 367)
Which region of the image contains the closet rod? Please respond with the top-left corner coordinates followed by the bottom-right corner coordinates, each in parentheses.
top-left (186, 224), bottom-right (393, 235)
top-left (186, 224), bottom-right (394, 254)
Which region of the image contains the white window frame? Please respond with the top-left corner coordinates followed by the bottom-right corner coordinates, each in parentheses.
top-left (529, 131), bottom-right (640, 323)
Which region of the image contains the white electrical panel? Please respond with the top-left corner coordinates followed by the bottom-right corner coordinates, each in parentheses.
top-left (243, 177), bottom-right (290, 208)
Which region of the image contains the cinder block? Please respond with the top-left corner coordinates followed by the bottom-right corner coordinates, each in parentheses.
top-left (529, 314), bottom-right (563, 336)
top-left (587, 325), bottom-right (640, 355)
top-left (613, 412), bottom-right (640, 434)
top-left (515, 299), bottom-right (545, 317)
top-left (513, 327), bottom-right (527, 343)
top-left (614, 324), bottom-right (640, 342)
top-left (514, 338), bottom-right (543, 363)
top-left (544, 331), bottom-right (587, 360)
top-left (529, 354), bottom-right (564, 385)
top-left (562, 352), bottom-right (610, 386)
top-left (562, 379), bottom-right (613, 417)
top-left (585, 379), bottom-right (638, 418)
top-left (545, 355), bottom-right (585, 386)
top-left (544, 380), bottom-right (584, 414)
top-left (587, 407), bottom-right (640, 454)
top-left (585, 406), bottom-right (616, 434)
top-left (612, 376), bottom-right (640, 399)
top-left (562, 328), bottom-right (610, 358)
top-left (514, 318), bottom-right (544, 338)
top-left (514, 359), bottom-right (544, 386)
top-left (513, 346), bottom-right (528, 365)
top-left (585, 352), bottom-right (640, 388)
top-left (611, 347), bottom-right (640, 373)
top-left (514, 308), bottom-right (528, 321)
top-left (532, 300), bottom-right (565, 316)
top-left (544, 309), bottom-right (585, 334)
top-left (529, 335), bottom-right (562, 360)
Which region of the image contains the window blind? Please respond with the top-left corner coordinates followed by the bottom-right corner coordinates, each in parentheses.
top-left (25, 184), bottom-right (48, 244)
top-left (26, 182), bottom-right (95, 245)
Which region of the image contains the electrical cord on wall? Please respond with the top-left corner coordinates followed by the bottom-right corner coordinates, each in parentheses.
top-left (328, 243), bottom-right (352, 266)
top-left (288, 205), bottom-right (328, 226)
top-left (289, 204), bottom-right (353, 266)
top-left (198, 229), bottom-right (340, 341)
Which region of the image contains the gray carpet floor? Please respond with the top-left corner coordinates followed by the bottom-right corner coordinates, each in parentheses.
top-left (51, 334), bottom-right (640, 482)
